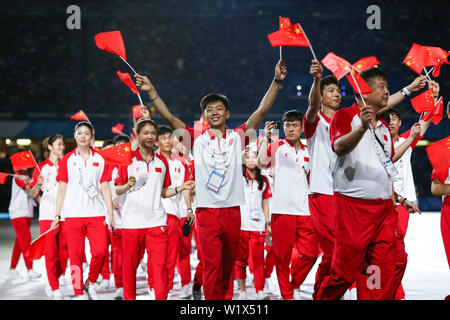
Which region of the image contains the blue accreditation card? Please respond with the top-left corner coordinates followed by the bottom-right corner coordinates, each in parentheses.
top-left (206, 170), bottom-right (225, 193)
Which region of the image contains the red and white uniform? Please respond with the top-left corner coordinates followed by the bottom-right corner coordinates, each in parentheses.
top-left (431, 168), bottom-right (450, 269)
top-left (9, 173), bottom-right (35, 271)
top-left (235, 171), bottom-right (272, 293)
top-left (115, 149), bottom-right (171, 300)
top-left (266, 139), bottom-right (319, 300)
top-left (31, 159), bottom-right (69, 291)
top-left (184, 123), bottom-right (247, 300)
top-left (160, 154), bottom-right (190, 291)
top-left (56, 147), bottom-right (111, 296)
top-left (317, 103), bottom-right (397, 300)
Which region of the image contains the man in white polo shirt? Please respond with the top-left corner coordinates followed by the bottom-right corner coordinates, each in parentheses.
top-left (316, 67), bottom-right (419, 300)
top-left (134, 60), bottom-right (287, 299)
top-left (258, 110), bottom-right (320, 300)
top-left (115, 120), bottom-right (194, 300)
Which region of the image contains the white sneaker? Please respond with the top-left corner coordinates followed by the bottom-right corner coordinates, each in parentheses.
top-left (238, 291), bottom-right (247, 300)
top-left (137, 261), bottom-right (147, 275)
top-left (147, 288), bottom-right (155, 300)
top-left (84, 281), bottom-right (99, 300)
top-left (45, 285), bottom-right (53, 298)
top-left (72, 294), bottom-right (88, 300)
top-left (59, 277), bottom-right (66, 287)
top-left (98, 279), bottom-right (109, 290)
top-left (27, 269), bottom-right (41, 280)
top-left (256, 290), bottom-right (270, 300)
top-left (293, 288), bottom-right (302, 300)
top-left (52, 289), bottom-right (63, 300)
top-left (8, 269), bottom-right (22, 280)
top-left (179, 284), bottom-right (192, 299)
top-left (114, 288), bottom-right (124, 300)
top-left (349, 287), bottom-right (357, 300)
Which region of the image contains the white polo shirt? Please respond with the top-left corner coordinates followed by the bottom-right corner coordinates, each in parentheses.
top-left (8, 174), bottom-right (35, 220)
top-left (185, 123), bottom-right (247, 209)
top-left (177, 155), bottom-right (194, 218)
top-left (266, 139), bottom-right (310, 216)
top-left (393, 130), bottom-right (422, 202)
top-left (303, 111), bottom-right (336, 195)
top-left (330, 103), bottom-right (395, 200)
top-left (31, 159), bottom-right (60, 221)
top-left (106, 165), bottom-right (124, 229)
top-left (116, 149), bottom-right (171, 229)
top-left (240, 171), bottom-right (272, 232)
top-left (56, 147), bottom-right (111, 219)
top-left (160, 154), bottom-right (190, 219)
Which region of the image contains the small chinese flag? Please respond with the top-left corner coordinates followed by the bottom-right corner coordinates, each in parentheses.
top-left (345, 69), bottom-right (373, 94)
top-left (422, 46), bottom-right (449, 66)
top-left (422, 97), bottom-right (443, 125)
top-left (70, 110), bottom-right (89, 121)
top-left (268, 17), bottom-right (309, 47)
top-left (403, 43), bottom-right (427, 75)
top-left (24, 228), bottom-right (54, 261)
top-left (9, 151), bottom-right (36, 171)
top-left (132, 105), bottom-right (143, 119)
top-left (111, 123), bottom-right (124, 135)
top-left (352, 56), bottom-right (380, 72)
top-left (117, 71), bottom-right (139, 95)
top-left (410, 88), bottom-right (435, 113)
top-left (432, 54), bottom-right (449, 77)
top-left (321, 52), bottom-right (352, 80)
top-left (0, 172), bottom-right (10, 184)
top-left (98, 142), bottom-right (132, 165)
top-left (94, 31), bottom-right (127, 61)
top-left (279, 17), bottom-right (292, 30)
top-left (426, 136), bottom-right (450, 173)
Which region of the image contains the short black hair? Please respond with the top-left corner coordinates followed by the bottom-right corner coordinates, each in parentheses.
top-left (102, 139), bottom-right (114, 148)
top-left (157, 126), bottom-right (173, 137)
top-left (381, 108), bottom-right (401, 124)
top-left (354, 67), bottom-right (387, 100)
top-left (74, 121), bottom-right (94, 134)
top-left (113, 134), bottom-right (130, 145)
top-left (136, 119), bottom-right (158, 135)
top-left (320, 75), bottom-right (338, 95)
top-left (282, 110), bottom-right (303, 123)
top-left (200, 93), bottom-right (229, 112)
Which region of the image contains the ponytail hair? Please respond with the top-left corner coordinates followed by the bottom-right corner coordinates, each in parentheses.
top-left (42, 134), bottom-right (63, 151)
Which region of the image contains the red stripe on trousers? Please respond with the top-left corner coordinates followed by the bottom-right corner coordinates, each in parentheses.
top-left (308, 193), bottom-right (336, 300)
top-left (317, 193), bottom-right (397, 300)
top-left (39, 220), bottom-right (69, 290)
top-left (122, 226), bottom-right (168, 300)
top-left (10, 217), bottom-right (33, 270)
top-left (196, 206), bottom-right (241, 300)
top-left (235, 230), bottom-right (266, 292)
top-left (271, 213), bottom-right (319, 300)
top-left (64, 217), bottom-right (108, 296)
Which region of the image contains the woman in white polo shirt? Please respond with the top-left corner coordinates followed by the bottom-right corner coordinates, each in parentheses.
top-left (236, 146), bottom-right (272, 300)
top-left (51, 121), bottom-right (115, 300)
top-left (30, 134), bottom-right (68, 299)
top-left (115, 120), bottom-right (194, 300)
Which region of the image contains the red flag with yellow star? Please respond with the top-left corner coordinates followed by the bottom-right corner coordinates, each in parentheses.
top-left (321, 52), bottom-right (352, 80)
top-left (422, 97), bottom-right (443, 125)
top-left (410, 88), bottom-right (435, 113)
top-left (70, 110), bottom-right (89, 121)
top-left (9, 151), bottom-right (37, 171)
top-left (111, 123), bottom-right (124, 135)
top-left (98, 142), bottom-right (132, 165)
top-left (281, 23), bottom-right (309, 47)
top-left (352, 56), bottom-right (380, 72)
top-left (403, 43), bottom-right (427, 74)
top-left (426, 136), bottom-right (450, 173)
top-left (422, 46), bottom-right (449, 66)
top-left (345, 68), bottom-right (373, 94)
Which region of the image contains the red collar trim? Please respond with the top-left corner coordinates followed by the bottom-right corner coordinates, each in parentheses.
top-left (284, 138), bottom-right (305, 150)
top-left (319, 110), bottom-right (332, 123)
top-left (134, 148), bottom-right (155, 161)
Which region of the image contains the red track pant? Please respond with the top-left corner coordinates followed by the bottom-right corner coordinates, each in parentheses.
top-left (64, 217), bottom-right (108, 296)
top-left (271, 214), bottom-right (319, 300)
top-left (39, 220), bottom-right (69, 290)
top-left (193, 225), bottom-right (203, 290)
top-left (167, 214), bottom-right (180, 290)
top-left (441, 197), bottom-right (450, 269)
top-left (308, 193), bottom-right (336, 300)
top-left (177, 217), bottom-right (193, 287)
top-left (317, 193), bottom-right (397, 300)
top-left (235, 230), bottom-right (266, 292)
top-left (264, 244), bottom-right (275, 278)
top-left (109, 228), bottom-right (123, 288)
top-left (100, 224), bottom-right (111, 280)
top-left (122, 226), bottom-right (168, 300)
top-left (10, 217), bottom-right (33, 270)
top-left (196, 206), bottom-right (241, 300)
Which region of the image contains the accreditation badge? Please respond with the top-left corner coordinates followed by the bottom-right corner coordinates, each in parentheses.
top-left (206, 170), bottom-right (225, 193)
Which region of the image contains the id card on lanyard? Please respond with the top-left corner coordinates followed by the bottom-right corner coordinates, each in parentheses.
top-left (248, 180), bottom-right (261, 220)
top-left (370, 126), bottom-right (398, 177)
top-left (205, 133), bottom-right (231, 192)
top-left (76, 152), bottom-right (98, 199)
